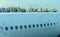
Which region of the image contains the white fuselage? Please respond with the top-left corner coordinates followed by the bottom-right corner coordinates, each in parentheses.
top-left (0, 12), bottom-right (60, 37)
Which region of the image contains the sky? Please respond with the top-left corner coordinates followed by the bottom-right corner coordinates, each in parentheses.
top-left (0, 0), bottom-right (60, 11)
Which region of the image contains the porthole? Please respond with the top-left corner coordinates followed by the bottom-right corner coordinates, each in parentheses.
top-left (20, 25), bottom-right (22, 29)
top-left (15, 26), bottom-right (18, 30)
top-left (32, 24), bottom-right (35, 28)
top-left (10, 26), bottom-right (13, 30)
top-left (28, 25), bottom-right (31, 28)
top-left (47, 23), bottom-right (49, 26)
top-left (40, 24), bottom-right (42, 27)
top-left (5, 27), bottom-right (8, 31)
top-left (44, 24), bottom-right (46, 27)
top-left (50, 23), bottom-right (53, 25)
top-left (24, 25), bottom-right (27, 29)
top-left (36, 24), bottom-right (39, 28)
top-left (54, 23), bottom-right (55, 25)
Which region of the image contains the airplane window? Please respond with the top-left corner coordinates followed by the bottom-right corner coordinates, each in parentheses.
top-left (47, 23), bottom-right (49, 26)
top-left (20, 25), bottom-right (22, 29)
top-left (15, 26), bottom-right (18, 30)
top-left (32, 24), bottom-right (35, 28)
top-left (28, 25), bottom-right (31, 28)
top-left (5, 27), bottom-right (8, 31)
top-left (54, 23), bottom-right (55, 25)
top-left (24, 25), bottom-right (27, 29)
top-left (50, 23), bottom-right (53, 25)
top-left (44, 24), bottom-right (46, 27)
top-left (10, 26), bottom-right (13, 30)
top-left (36, 24), bottom-right (39, 28)
top-left (40, 24), bottom-right (42, 27)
